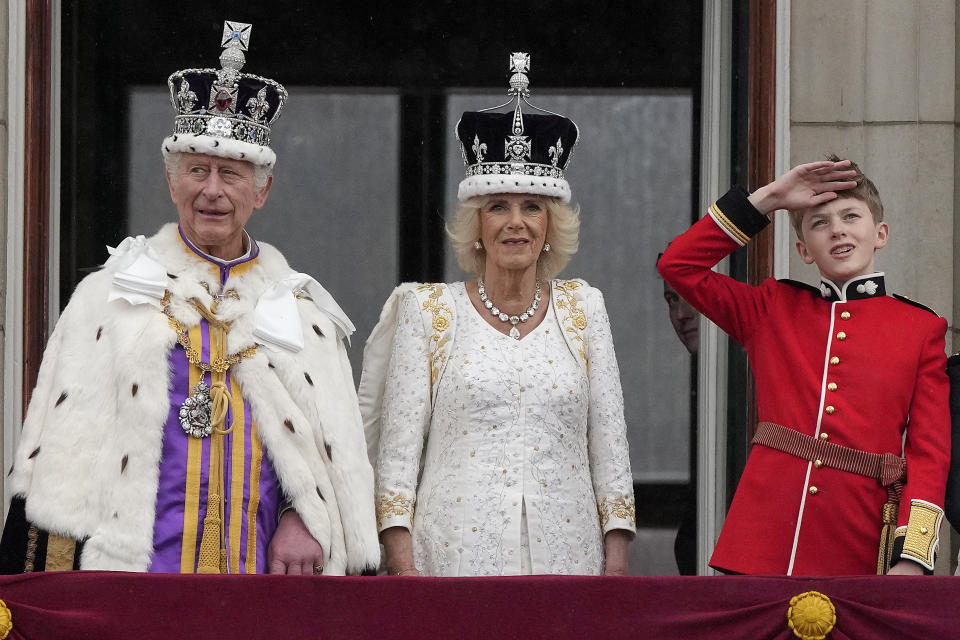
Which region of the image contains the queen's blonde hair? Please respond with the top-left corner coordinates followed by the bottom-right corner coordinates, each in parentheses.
top-left (446, 195), bottom-right (580, 279)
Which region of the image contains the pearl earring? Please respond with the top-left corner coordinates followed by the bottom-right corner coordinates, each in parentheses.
top-left (543, 242), bottom-right (551, 253)
top-left (474, 241), bottom-right (482, 250)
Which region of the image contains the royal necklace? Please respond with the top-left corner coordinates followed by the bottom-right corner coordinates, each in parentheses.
top-left (477, 279), bottom-right (542, 340)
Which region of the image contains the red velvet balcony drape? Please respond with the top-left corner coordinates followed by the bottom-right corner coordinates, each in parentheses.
top-left (0, 573), bottom-right (955, 639)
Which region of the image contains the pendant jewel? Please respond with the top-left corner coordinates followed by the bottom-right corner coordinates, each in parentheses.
top-left (179, 381), bottom-right (213, 438)
top-left (477, 279), bottom-right (541, 340)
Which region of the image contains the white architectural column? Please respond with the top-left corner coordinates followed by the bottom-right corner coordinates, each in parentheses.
top-left (697, 0), bottom-right (733, 576)
top-left (3, 0), bottom-right (26, 512)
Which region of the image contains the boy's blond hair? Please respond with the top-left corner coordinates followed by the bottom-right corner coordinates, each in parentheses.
top-left (788, 154), bottom-right (884, 239)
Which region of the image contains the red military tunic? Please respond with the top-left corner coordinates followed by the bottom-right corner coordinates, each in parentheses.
top-left (659, 187), bottom-right (950, 575)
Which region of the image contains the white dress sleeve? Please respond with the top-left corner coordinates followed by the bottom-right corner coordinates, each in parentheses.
top-left (374, 291), bottom-right (432, 532)
top-left (584, 288), bottom-right (637, 534)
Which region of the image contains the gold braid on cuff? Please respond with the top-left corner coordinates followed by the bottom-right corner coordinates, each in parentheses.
top-left (598, 495), bottom-right (636, 529)
top-left (900, 499), bottom-right (943, 570)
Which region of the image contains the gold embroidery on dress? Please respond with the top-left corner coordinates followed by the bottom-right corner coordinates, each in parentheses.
top-left (162, 291), bottom-right (257, 373)
top-left (598, 495), bottom-right (636, 529)
top-left (554, 280), bottom-right (588, 370)
top-left (417, 284), bottom-right (453, 385)
top-left (376, 493), bottom-right (416, 528)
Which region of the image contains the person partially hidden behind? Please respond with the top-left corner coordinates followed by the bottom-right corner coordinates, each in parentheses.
top-left (661, 269), bottom-right (699, 575)
top-left (663, 278), bottom-right (700, 357)
top-left (0, 21), bottom-right (379, 575)
top-left (659, 156), bottom-right (949, 575)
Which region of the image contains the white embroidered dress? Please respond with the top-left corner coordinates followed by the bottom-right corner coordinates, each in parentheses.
top-left (374, 282), bottom-right (634, 576)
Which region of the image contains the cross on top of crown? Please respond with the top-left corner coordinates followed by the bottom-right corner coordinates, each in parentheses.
top-left (510, 52), bottom-right (530, 74)
top-left (221, 21), bottom-right (252, 51)
top-left (508, 52), bottom-right (531, 97)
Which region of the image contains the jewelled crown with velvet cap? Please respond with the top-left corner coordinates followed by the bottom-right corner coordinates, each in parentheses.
top-left (456, 52), bottom-right (579, 203)
top-left (162, 20), bottom-right (288, 169)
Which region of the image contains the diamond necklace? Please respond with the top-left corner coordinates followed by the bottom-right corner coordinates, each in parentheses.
top-left (477, 279), bottom-right (542, 340)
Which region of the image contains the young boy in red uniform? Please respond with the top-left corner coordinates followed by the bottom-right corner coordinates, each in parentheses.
top-left (659, 158), bottom-right (950, 575)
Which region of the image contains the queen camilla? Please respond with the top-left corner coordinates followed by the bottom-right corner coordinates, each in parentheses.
top-left (360, 53), bottom-right (636, 577)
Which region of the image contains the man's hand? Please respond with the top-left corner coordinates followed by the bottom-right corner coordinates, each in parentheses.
top-left (267, 510), bottom-right (325, 575)
top-left (748, 160), bottom-right (858, 216)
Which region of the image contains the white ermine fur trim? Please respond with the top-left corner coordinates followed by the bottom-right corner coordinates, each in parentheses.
top-left (9, 222), bottom-right (378, 574)
top-left (161, 134), bottom-right (276, 168)
top-left (458, 175), bottom-right (571, 203)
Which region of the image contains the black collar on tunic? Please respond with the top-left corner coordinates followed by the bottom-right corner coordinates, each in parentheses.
top-left (818, 272), bottom-right (886, 302)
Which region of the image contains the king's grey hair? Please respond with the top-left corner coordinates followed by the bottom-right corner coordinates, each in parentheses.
top-left (163, 152), bottom-right (273, 192)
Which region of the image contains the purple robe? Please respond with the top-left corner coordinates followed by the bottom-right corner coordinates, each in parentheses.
top-left (149, 229), bottom-right (282, 573)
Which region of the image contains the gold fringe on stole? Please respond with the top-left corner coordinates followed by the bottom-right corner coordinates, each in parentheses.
top-left (196, 324), bottom-right (234, 574)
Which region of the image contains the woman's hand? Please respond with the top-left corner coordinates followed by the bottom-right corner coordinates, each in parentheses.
top-left (747, 160), bottom-right (857, 216)
top-left (603, 529), bottom-right (633, 576)
top-left (381, 526), bottom-right (420, 576)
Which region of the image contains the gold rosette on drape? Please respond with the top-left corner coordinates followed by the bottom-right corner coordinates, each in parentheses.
top-left (787, 591), bottom-right (836, 640)
top-left (0, 599), bottom-right (12, 639)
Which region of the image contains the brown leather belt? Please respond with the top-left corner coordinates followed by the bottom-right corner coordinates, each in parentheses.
top-left (752, 421), bottom-right (905, 488)
top-left (752, 421), bottom-right (906, 574)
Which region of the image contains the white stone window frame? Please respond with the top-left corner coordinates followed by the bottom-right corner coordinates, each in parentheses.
top-left (696, 0), bottom-right (791, 575)
top-left (2, 0), bottom-right (62, 511)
